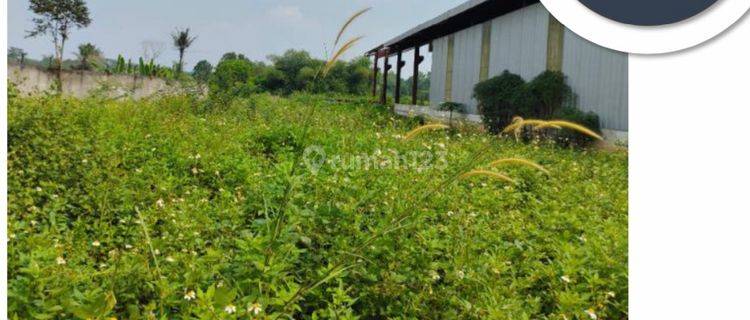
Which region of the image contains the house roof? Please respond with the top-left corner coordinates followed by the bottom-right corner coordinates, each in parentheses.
top-left (367, 0), bottom-right (539, 56)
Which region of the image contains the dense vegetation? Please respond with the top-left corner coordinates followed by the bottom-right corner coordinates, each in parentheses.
top-left (8, 92), bottom-right (627, 319)
top-left (474, 70), bottom-right (600, 146)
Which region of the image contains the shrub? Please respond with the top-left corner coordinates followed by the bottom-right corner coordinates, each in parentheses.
top-left (439, 101), bottom-right (466, 127)
top-left (473, 71), bottom-right (534, 133)
top-left (209, 57), bottom-right (257, 101)
top-left (527, 70), bottom-right (572, 118)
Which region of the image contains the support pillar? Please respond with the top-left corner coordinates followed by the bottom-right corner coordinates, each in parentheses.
top-left (371, 54), bottom-right (379, 97)
top-left (394, 51), bottom-right (406, 104)
top-left (412, 46), bottom-right (424, 105)
top-left (380, 53), bottom-right (391, 104)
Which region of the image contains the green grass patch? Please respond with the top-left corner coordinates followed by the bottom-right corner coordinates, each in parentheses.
top-left (7, 93), bottom-right (627, 319)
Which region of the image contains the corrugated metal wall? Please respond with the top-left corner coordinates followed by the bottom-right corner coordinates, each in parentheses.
top-left (429, 37), bottom-right (448, 107)
top-left (428, 3), bottom-right (628, 132)
top-left (562, 30), bottom-right (628, 131)
top-left (449, 24), bottom-right (483, 113)
top-left (488, 4), bottom-right (549, 81)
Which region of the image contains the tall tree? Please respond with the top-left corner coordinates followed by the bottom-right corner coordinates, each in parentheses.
top-left (171, 28), bottom-right (197, 74)
top-left (74, 42), bottom-right (102, 70)
top-left (192, 60), bottom-right (213, 84)
top-left (26, 0), bottom-right (91, 88)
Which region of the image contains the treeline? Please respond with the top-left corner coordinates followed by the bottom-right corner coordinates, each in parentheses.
top-left (194, 49), bottom-right (430, 100)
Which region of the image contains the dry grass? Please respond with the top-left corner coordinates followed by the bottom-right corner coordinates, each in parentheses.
top-left (323, 36), bottom-right (364, 76)
top-left (333, 7), bottom-right (371, 49)
top-left (459, 170), bottom-right (517, 184)
top-left (502, 116), bottom-right (603, 141)
top-left (403, 124), bottom-right (450, 140)
top-left (488, 158), bottom-right (550, 174)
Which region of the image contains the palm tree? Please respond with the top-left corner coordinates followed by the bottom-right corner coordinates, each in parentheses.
top-left (75, 43), bottom-right (103, 70)
top-left (171, 28), bottom-right (197, 74)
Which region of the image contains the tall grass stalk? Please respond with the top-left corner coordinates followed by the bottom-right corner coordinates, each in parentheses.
top-left (265, 8), bottom-right (370, 315)
top-left (403, 123), bottom-right (450, 140)
top-left (459, 170), bottom-right (516, 183)
top-left (488, 158), bottom-right (549, 174)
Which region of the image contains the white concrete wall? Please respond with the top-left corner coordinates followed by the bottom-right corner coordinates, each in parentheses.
top-left (8, 64), bottom-right (173, 99)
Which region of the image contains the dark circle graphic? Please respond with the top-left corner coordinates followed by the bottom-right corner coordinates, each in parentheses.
top-left (578, 0), bottom-right (720, 26)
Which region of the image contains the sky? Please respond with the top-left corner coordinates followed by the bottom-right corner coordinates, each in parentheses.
top-left (8, 0), bottom-right (466, 76)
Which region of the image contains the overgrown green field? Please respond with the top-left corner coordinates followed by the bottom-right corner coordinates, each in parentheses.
top-left (7, 93), bottom-right (627, 319)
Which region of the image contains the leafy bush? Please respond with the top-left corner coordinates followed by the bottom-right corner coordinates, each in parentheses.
top-left (473, 71), bottom-right (534, 133)
top-left (8, 94), bottom-right (627, 319)
top-left (209, 57), bottom-right (257, 101)
top-left (527, 70), bottom-right (572, 118)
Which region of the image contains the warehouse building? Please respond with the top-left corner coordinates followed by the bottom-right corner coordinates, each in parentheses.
top-left (367, 0), bottom-right (628, 140)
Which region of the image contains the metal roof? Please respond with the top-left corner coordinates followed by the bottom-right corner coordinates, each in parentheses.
top-left (367, 0), bottom-right (539, 56)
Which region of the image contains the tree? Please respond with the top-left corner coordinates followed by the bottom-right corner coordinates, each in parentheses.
top-left (75, 42), bottom-right (102, 70)
top-left (26, 0), bottom-right (91, 88)
top-left (192, 60), bottom-right (213, 84)
top-left (209, 57), bottom-right (257, 100)
top-left (8, 47), bottom-right (28, 66)
top-left (171, 28), bottom-right (197, 74)
top-left (220, 52), bottom-right (249, 62)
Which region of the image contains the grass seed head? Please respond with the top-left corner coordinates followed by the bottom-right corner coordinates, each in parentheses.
top-left (489, 158), bottom-right (550, 174)
top-left (323, 36), bottom-right (364, 77)
top-left (333, 8), bottom-right (371, 50)
top-left (459, 170), bottom-right (516, 184)
top-left (539, 120), bottom-right (603, 140)
top-left (403, 124), bottom-right (450, 140)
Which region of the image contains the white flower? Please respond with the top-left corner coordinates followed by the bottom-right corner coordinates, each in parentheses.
top-left (82, 159), bottom-right (88, 164)
top-left (561, 275), bottom-right (571, 283)
top-left (195, 153), bottom-right (201, 159)
top-left (456, 270), bottom-right (465, 280)
top-left (446, 211), bottom-right (454, 217)
top-left (35, 187), bottom-right (42, 192)
top-left (585, 309), bottom-right (597, 320)
top-left (192, 167), bottom-right (198, 174)
top-left (153, 249), bottom-right (160, 255)
top-left (165, 256), bottom-right (176, 263)
top-left (606, 291), bottom-right (616, 298)
top-left (56, 256), bottom-right (67, 265)
top-left (247, 303), bottom-right (263, 315)
top-left (429, 270), bottom-right (441, 281)
top-left (184, 290), bottom-right (196, 301)
top-left (125, 244), bottom-right (133, 249)
top-left (156, 198), bottom-right (165, 208)
top-left (224, 304), bottom-right (236, 314)
top-left (92, 240), bottom-right (101, 247)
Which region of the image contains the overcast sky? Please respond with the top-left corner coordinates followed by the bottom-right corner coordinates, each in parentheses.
top-left (8, 0), bottom-right (466, 75)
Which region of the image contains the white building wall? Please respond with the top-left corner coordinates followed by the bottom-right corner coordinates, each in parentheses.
top-left (488, 3), bottom-right (549, 81)
top-left (427, 3), bottom-right (628, 132)
top-left (562, 29), bottom-right (629, 131)
top-left (449, 24), bottom-right (483, 113)
top-left (429, 36), bottom-right (448, 107)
